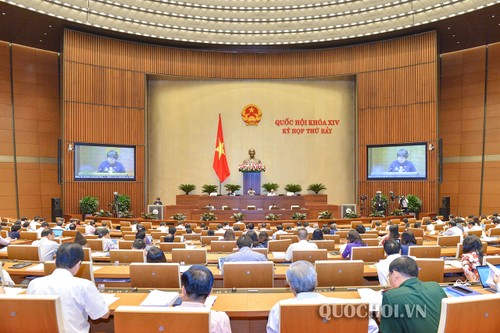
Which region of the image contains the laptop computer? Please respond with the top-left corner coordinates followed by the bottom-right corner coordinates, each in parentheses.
top-left (51, 228), bottom-right (64, 237)
top-left (477, 264), bottom-right (500, 293)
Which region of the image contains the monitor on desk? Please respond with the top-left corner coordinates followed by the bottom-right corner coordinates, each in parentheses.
top-left (51, 229), bottom-right (63, 237)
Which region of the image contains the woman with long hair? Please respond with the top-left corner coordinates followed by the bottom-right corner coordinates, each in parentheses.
top-left (342, 230), bottom-right (366, 259)
top-left (461, 234), bottom-right (484, 282)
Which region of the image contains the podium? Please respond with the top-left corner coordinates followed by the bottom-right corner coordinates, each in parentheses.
top-left (243, 172), bottom-right (261, 195)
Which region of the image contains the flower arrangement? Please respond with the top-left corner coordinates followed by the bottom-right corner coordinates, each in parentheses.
top-left (171, 213), bottom-right (187, 221)
top-left (141, 212), bottom-right (158, 219)
top-left (265, 213), bottom-right (281, 221)
top-left (291, 212), bottom-right (307, 220)
top-left (200, 212), bottom-right (217, 221)
top-left (318, 211), bottom-right (333, 219)
top-left (238, 163), bottom-right (266, 173)
top-left (95, 209), bottom-right (112, 217)
top-left (230, 212), bottom-right (245, 222)
top-left (344, 208), bottom-right (360, 219)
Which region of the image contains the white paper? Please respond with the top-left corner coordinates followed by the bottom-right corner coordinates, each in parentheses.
top-left (92, 252), bottom-right (110, 258)
top-left (204, 295), bottom-right (217, 307)
top-left (101, 293), bottom-right (119, 306)
top-left (4, 287), bottom-right (25, 295)
top-left (179, 265), bottom-right (192, 273)
top-left (272, 252), bottom-right (286, 259)
top-left (357, 288), bottom-right (383, 312)
top-left (140, 289), bottom-right (180, 307)
top-left (25, 263), bottom-right (45, 271)
top-left (444, 260), bottom-right (462, 269)
top-left (92, 266), bottom-right (103, 272)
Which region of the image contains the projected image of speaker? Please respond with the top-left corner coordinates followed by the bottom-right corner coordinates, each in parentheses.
top-left (51, 198), bottom-right (63, 222)
top-left (147, 205), bottom-right (163, 220)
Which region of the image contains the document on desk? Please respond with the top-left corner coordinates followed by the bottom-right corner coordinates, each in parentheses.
top-left (357, 288), bottom-right (383, 312)
top-left (92, 266), bottom-right (103, 272)
top-left (92, 251), bottom-right (110, 258)
top-left (444, 260), bottom-right (462, 269)
top-left (140, 290), bottom-right (180, 307)
top-left (272, 252), bottom-right (286, 259)
top-left (4, 287), bottom-right (25, 295)
top-left (101, 293), bottom-right (119, 306)
top-left (25, 263), bottom-right (45, 271)
top-left (180, 265), bottom-right (192, 273)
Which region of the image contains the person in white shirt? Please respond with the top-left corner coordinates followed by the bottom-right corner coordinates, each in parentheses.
top-left (284, 229), bottom-right (318, 261)
top-left (272, 225), bottom-right (288, 240)
top-left (156, 222), bottom-right (169, 233)
top-left (27, 243), bottom-right (109, 333)
top-left (180, 265), bottom-right (232, 333)
top-left (28, 216), bottom-right (42, 231)
top-left (1, 268), bottom-right (15, 286)
top-left (52, 221), bottom-right (64, 230)
top-left (35, 221), bottom-right (50, 239)
top-left (32, 228), bottom-right (60, 262)
top-left (266, 260), bottom-right (379, 333)
top-left (84, 221), bottom-right (96, 236)
top-left (376, 239), bottom-right (401, 286)
top-left (441, 220), bottom-right (464, 241)
top-left (303, 222), bottom-right (314, 233)
top-left (465, 221), bottom-right (482, 232)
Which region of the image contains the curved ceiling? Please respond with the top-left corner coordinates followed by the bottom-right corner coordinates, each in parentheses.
top-left (4, 0), bottom-right (500, 46)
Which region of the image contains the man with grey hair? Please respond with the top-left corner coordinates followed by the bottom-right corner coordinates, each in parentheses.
top-left (266, 260), bottom-right (379, 333)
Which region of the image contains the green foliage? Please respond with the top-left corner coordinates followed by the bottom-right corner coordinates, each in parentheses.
top-left (230, 212), bottom-right (245, 222)
top-left (291, 212), bottom-right (307, 220)
top-left (79, 196), bottom-right (99, 215)
top-left (265, 213), bottom-right (281, 221)
top-left (371, 194), bottom-right (388, 215)
top-left (318, 211), bottom-right (333, 219)
top-left (390, 209), bottom-right (406, 216)
top-left (178, 184), bottom-right (196, 195)
top-left (308, 183), bottom-right (327, 194)
top-left (95, 209), bottom-right (112, 217)
top-left (262, 183), bottom-right (279, 192)
top-left (224, 184), bottom-right (241, 194)
top-left (406, 194), bottom-right (423, 212)
top-left (284, 183), bottom-right (302, 194)
top-left (117, 210), bottom-right (133, 218)
top-left (201, 184), bottom-right (218, 194)
top-left (200, 212), bottom-right (217, 221)
top-left (344, 209), bottom-right (360, 219)
top-left (116, 194), bottom-right (131, 212)
top-left (141, 212), bottom-right (158, 219)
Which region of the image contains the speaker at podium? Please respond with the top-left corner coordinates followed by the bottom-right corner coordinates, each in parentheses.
top-left (147, 205), bottom-right (164, 220)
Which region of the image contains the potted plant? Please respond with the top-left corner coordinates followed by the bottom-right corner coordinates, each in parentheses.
top-left (308, 183), bottom-right (327, 194)
top-left (390, 209), bottom-right (406, 216)
top-left (230, 212), bottom-right (245, 222)
top-left (200, 212), bottom-right (217, 221)
top-left (265, 213), bottom-right (281, 221)
top-left (371, 193), bottom-right (388, 216)
top-left (344, 208), bottom-right (360, 219)
top-left (284, 183), bottom-right (302, 195)
top-left (406, 194), bottom-right (423, 216)
top-left (201, 184), bottom-right (218, 195)
top-left (95, 209), bottom-right (112, 217)
top-left (291, 212), bottom-right (307, 220)
top-left (178, 184), bottom-right (196, 195)
top-left (79, 196), bottom-right (99, 220)
top-left (318, 210), bottom-right (333, 219)
top-left (262, 183), bottom-right (279, 193)
top-left (224, 184), bottom-right (241, 195)
top-left (171, 213), bottom-right (187, 221)
top-left (141, 212), bottom-right (157, 219)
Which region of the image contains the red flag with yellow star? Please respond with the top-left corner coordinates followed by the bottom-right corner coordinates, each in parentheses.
top-left (213, 114), bottom-right (230, 182)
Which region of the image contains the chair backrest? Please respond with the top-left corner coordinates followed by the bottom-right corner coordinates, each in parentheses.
top-left (277, 234), bottom-right (298, 243)
top-left (282, 222), bottom-right (295, 229)
top-left (437, 235), bottom-right (461, 247)
top-left (171, 248), bottom-right (207, 265)
top-left (350, 246), bottom-right (385, 262)
top-left (184, 234), bottom-right (201, 241)
top-left (62, 230), bottom-right (77, 237)
top-left (114, 306), bottom-right (210, 333)
top-left (141, 222), bottom-right (153, 230)
top-left (268, 239), bottom-right (292, 252)
top-left (130, 263), bottom-right (181, 288)
top-left (408, 245), bottom-right (441, 258)
top-left (44, 261), bottom-right (95, 283)
top-left (19, 231), bottom-right (38, 241)
top-left (466, 229), bottom-right (482, 237)
top-left (123, 234), bottom-right (136, 241)
top-left (292, 249), bottom-right (328, 263)
top-left (363, 238), bottom-right (379, 246)
top-left (433, 224), bottom-right (445, 231)
top-left (310, 240), bottom-right (335, 251)
top-left (488, 228), bottom-right (500, 236)
top-left (336, 230), bottom-right (349, 239)
top-left (223, 261), bottom-right (274, 288)
top-left (120, 226), bottom-right (132, 232)
top-left (325, 234), bottom-right (340, 244)
top-left (483, 255), bottom-right (500, 265)
top-left (200, 236), bottom-right (219, 245)
top-left (119, 240), bottom-right (134, 249)
top-left (252, 247), bottom-right (268, 256)
top-left (210, 241), bottom-right (237, 252)
top-left (7, 245), bottom-right (39, 261)
top-left (87, 238), bottom-right (104, 251)
top-left (437, 294), bottom-right (500, 333)
top-left (0, 295), bottom-right (65, 333)
top-left (315, 260), bottom-right (364, 287)
top-left (159, 242), bottom-right (186, 252)
top-left (109, 249), bottom-right (145, 263)
top-left (415, 258), bottom-right (444, 282)
top-left (83, 247), bottom-right (92, 261)
top-left (279, 300), bottom-right (369, 333)
top-left (120, 221), bottom-right (131, 227)
top-left (151, 232), bottom-right (168, 240)
top-left (350, 221), bottom-right (363, 229)
top-left (407, 227), bottom-right (424, 238)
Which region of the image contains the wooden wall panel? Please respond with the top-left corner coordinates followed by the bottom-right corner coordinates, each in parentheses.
top-left (62, 29), bottom-right (438, 216)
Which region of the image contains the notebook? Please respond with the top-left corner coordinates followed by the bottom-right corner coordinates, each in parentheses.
top-left (477, 263), bottom-right (500, 293)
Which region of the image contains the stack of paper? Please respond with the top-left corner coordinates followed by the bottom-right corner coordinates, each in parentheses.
top-left (140, 290), bottom-right (180, 307)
